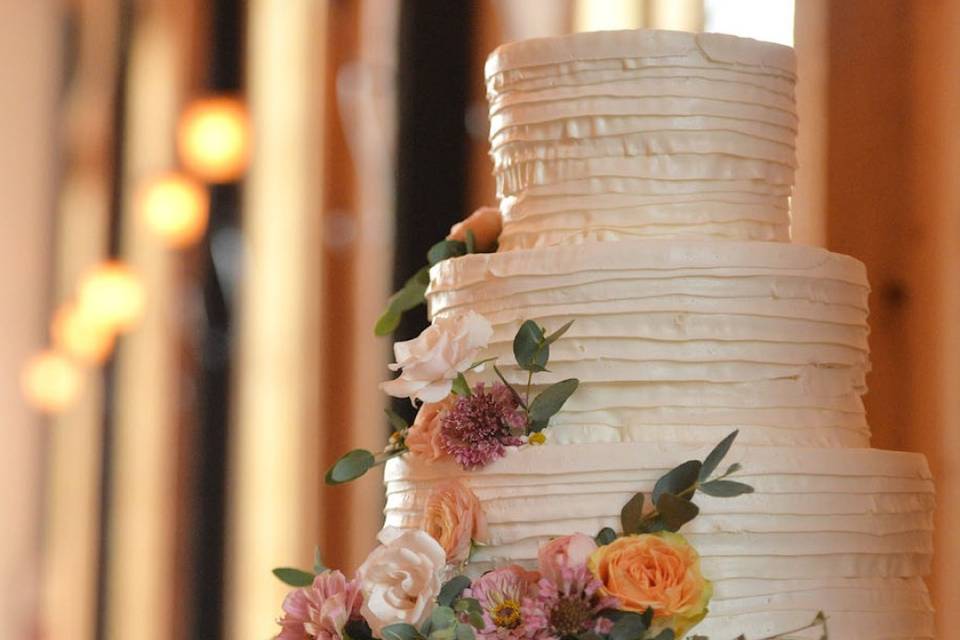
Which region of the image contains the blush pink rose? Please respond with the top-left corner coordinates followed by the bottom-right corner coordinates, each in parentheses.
top-left (405, 397), bottom-right (455, 463)
top-left (448, 206), bottom-right (502, 252)
top-left (537, 533), bottom-right (598, 585)
top-left (421, 479), bottom-right (489, 564)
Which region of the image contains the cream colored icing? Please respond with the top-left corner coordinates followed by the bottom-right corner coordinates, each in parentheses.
top-left (382, 443), bottom-right (935, 639)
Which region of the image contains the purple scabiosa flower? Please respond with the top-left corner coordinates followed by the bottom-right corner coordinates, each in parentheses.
top-left (439, 382), bottom-right (526, 469)
top-left (521, 564), bottom-right (619, 640)
top-left (466, 566), bottom-right (541, 640)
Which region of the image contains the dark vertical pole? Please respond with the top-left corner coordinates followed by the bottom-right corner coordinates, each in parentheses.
top-left (392, 1), bottom-right (472, 421)
top-left (190, 0), bottom-right (245, 638)
top-left (94, 0), bottom-right (134, 638)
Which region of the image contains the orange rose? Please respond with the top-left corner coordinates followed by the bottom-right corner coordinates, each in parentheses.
top-left (588, 532), bottom-right (712, 636)
top-left (447, 206), bottom-right (502, 252)
top-left (421, 479), bottom-right (489, 564)
top-left (405, 397), bottom-right (454, 463)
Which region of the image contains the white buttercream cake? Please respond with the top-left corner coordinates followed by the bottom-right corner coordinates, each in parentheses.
top-left (383, 30), bottom-right (934, 638)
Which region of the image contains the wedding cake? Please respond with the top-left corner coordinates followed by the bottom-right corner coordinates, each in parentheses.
top-left (379, 30), bottom-right (935, 639)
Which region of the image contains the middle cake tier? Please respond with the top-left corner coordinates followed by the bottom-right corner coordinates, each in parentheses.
top-left (427, 240), bottom-right (872, 448)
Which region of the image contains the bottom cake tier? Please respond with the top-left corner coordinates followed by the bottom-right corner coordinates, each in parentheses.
top-left (383, 442), bottom-right (934, 639)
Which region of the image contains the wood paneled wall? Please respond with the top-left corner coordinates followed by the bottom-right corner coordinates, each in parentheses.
top-left (827, 0), bottom-right (960, 627)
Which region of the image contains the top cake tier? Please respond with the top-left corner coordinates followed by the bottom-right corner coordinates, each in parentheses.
top-left (484, 29), bottom-right (798, 250)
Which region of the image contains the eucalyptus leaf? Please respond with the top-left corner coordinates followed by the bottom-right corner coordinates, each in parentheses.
top-left (385, 407), bottom-right (409, 432)
top-left (325, 449), bottom-right (376, 485)
top-left (723, 462), bottom-right (743, 477)
top-left (455, 623), bottom-right (476, 640)
top-left (428, 627), bottom-right (455, 640)
top-left (431, 606), bottom-right (457, 630)
top-left (620, 492), bottom-right (646, 535)
top-left (438, 575), bottom-right (472, 607)
top-left (543, 319), bottom-right (574, 346)
top-left (655, 492), bottom-right (700, 531)
top-left (344, 619), bottom-right (374, 640)
top-left (375, 267), bottom-right (430, 336)
top-left (609, 611), bottom-right (650, 640)
top-left (699, 429), bottom-right (739, 482)
top-left (651, 460), bottom-right (702, 504)
top-left (649, 630), bottom-right (675, 640)
top-left (465, 229), bottom-right (476, 254)
top-left (595, 527), bottom-right (617, 546)
top-left (271, 567), bottom-right (314, 587)
top-left (313, 547), bottom-right (326, 574)
top-left (513, 320), bottom-right (547, 371)
top-left (375, 308), bottom-right (402, 336)
top-left (528, 378), bottom-right (579, 431)
top-left (698, 479), bottom-right (755, 498)
top-left (467, 612), bottom-right (485, 630)
top-left (427, 239), bottom-right (467, 266)
top-left (451, 373), bottom-right (472, 397)
top-left (381, 623), bottom-right (424, 640)
top-left (454, 597), bottom-right (482, 616)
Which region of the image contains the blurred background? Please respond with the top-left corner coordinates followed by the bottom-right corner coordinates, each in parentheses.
top-left (1, 1), bottom-right (957, 639)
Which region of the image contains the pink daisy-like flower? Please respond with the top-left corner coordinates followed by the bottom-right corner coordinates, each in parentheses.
top-left (439, 382), bottom-right (526, 469)
top-left (276, 570), bottom-right (363, 640)
top-left (466, 566), bottom-right (541, 640)
top-left (522, 564), bottom-right (619, 640)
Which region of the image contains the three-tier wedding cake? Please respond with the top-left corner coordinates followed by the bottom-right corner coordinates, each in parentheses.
top-left (380, 30), bottom-right (935, 638)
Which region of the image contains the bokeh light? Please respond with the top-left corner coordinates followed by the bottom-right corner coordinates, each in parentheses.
top-left (78, 262), bottom-right (147, 332)
top-left (51, 302), bottom-right (116, 364)
top-left (140, 172), bottom-right (210, 247)
top-left (21, 350), bottom-right (81, 413)
top-left (177, 96), bottom-right (250, 183)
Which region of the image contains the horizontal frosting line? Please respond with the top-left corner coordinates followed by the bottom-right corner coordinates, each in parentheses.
top-left (547, 404), bottom-right (868, 425)
top-left (497, 227), bottom-right (789, 248)
top-left (696, 611), bottom-right (932, 640)
top-left (491, 115), bottom-right (795, 149)
top-left (502, 196), bottom-right (789, 221)
top-left (484, 30), bottom-right (795, 78)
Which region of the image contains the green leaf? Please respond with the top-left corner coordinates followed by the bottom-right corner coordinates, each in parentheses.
top-left (344, 619), bottom-right (374, 640)
top-left (381, 623), bottom-right (424, 640)
top-left (428, 627), bottom-right (455, 640)
top-left (609, 611), bottom-right (651, 640)
top-left (652, 460), bottom-right (702, 504)
top-left (385, 407), bottom-right (409, 432)
top-left (455, 623), bottom-right (476, 640)
top-left (428, 240), bottom-right (467, 266)
top-left (467, 612), bottom-right (485, 630)
top-left (451, 373), bottom-right (472, 396)
top-left (375, 267), bottom-right (431, 336)
top-left (465, 229), bottom-right (476, 254)
top-left (699, 430), bottom-right (739, 482)
top-left (698, 479), bottom-right (754, 498)
top-left (655, 492), bottom-right (700, 531)
top-left (325, 449), bottom-right (376, 485)
top-left (513, 320), bottom-right (547, 371)
top-left (431, 606), bottom-right (457, 630)
top-left (313, 547), bottom-right (326, 574)
top-left (620, 492), bottom-right (646, 535)
top-left (528, 378), bottom-right (579, 430)
top-left (454, 597), bottom-right (482, 615)
top-left (272, 567), bottom-right (314, 587)
top-left (375, 307), bottom-right (402, 336)
top-left (438, 575), bottom-right (472, 607)
top-left (543, 319), bottom-right (574, 347)
top-left (595, 527), bottom-right (618, 546)
top-left (649, 630), bottom-right (674, 640)
top-left (723, 462), bottom-right (743, 477)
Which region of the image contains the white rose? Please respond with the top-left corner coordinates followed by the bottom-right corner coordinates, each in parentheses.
top-left (357, 527), bottom-right (446, 636)
top-left (380, 311), bottom-right (493, 403)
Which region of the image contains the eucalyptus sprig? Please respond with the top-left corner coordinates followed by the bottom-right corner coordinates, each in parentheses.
top-left (325, 408), bottom-right (411, 485)
top-left (596, 431), bottom-right (754, 543)
top-left (375, 232), bottom-right (479, 337)
top-left (272, 547), bottom-right (328, 587)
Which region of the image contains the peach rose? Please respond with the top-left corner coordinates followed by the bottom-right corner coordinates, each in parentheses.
top-left (448, 206), bottom-right (502, 252)
top-left (421, 479), bottom-right (489, 564)
top-left (405, 397), bottom-right (454, 463)
top-left (538, 533), bottom-right (598, 584)
top-left (588, 532), bottom-right (712, 637)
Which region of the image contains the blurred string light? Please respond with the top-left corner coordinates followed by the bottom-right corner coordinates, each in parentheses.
top-left (78, 261), bottom-right (147, 333)
top-left (177, 96), bottom-right (251, 183)
top-left (140, 172), bottom-right (210, 248)
top-left (51, 302), bottom-right (116, 364)
top-left (21, 350), bottom-right (81, 413)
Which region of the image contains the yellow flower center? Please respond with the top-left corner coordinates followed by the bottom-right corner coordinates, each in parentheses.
top-left (528, 432), bottom-right (546, 445)
top-left (491, 600), bottom-right (522, 629)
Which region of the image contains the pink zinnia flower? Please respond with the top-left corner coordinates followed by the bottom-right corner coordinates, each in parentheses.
top-left (466, 566), bottom-right (541, 640)
top-left (522, 565), bottom-right (619, 640)
top-left (439, 382), bottom-right (526, 469)
top-left (276, 570), bottom-right (363, 640)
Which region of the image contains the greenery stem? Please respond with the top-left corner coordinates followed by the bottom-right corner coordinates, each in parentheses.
top-left (493, 365), bottom-right (528, 410)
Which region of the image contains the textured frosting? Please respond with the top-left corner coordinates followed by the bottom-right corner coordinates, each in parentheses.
top-left (484, 30), bottom-right (797, 249)
top-left (383, 442), bottom-right (935, 639)
top-left (428, 240), bottom-right (872, 448)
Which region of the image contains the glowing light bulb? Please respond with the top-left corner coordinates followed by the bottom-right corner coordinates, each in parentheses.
top-left (78, 262), bottom-right (146, 332)
top-left (177, 96), bottom-right (250, 183)
top-left (21, 350), bottom-right (81, 413)
top-left (51, 302), bottom-right (116, 364)
top-left (140, 173), bottom-right (209, 247)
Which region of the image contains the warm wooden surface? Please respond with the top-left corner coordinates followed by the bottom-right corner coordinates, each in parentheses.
top-left (828, 0), bottom-right (960, 627)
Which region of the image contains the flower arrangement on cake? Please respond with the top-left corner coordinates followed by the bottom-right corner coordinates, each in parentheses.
top-left (270, 210), bottom-right (829, 640)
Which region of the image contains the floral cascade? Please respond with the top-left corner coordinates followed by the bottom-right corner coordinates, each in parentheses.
top-left (271, 209), bottom-right (829, 640)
